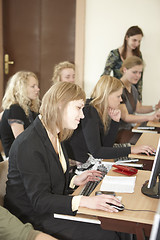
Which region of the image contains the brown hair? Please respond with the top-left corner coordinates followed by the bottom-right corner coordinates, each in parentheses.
top-left (120, 56), bottom-right (144, 73)
top-left (121, 26), bottom-right (143, 60)
top-left (39, 82), bottom-right (86, 141)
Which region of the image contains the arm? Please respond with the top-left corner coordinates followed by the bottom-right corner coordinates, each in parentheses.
top-left (136, 100), bottom-right (154, 113)
top-left (10, 122), bottom-right (24, 138)
top-left (81, 106), bottom-right (130, 159)
top-left (119, 103), bottom-right (160, 123)
top-left (102, 51), bottom-right (116, 75)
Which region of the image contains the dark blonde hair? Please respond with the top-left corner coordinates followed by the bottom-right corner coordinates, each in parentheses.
top-left (90, 75), bottom-right (123, 131)
top-left (39, 82), bottom-right (86, 141)
top-left (120, 56), bottom-right (144, 73)
top-left (51, 61), bottom-right (75, 84)
top-left (2, 71), bottom-right (40, 116)
top-left (121, 26), bottom-right (143, 60)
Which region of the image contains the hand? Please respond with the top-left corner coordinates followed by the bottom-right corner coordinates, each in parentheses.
top-left (149, 110), bottom-right (160, 121)
top-left (108, 108), bottom-right (121, 122)
top-left (155, 100), bottom-right (160, 110)
top-left (73, 170), bottom-right (103, 186)
top-left (80, 194), bottom-right (122, 213)
top-left (131, 145), bottom-right (156, 155)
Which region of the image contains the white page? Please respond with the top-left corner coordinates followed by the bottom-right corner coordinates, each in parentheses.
top-left (100, 176), bottom-right (136, 193)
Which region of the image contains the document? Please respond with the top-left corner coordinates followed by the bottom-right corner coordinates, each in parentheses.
top-left (100, 175), bottom-right (136, 193)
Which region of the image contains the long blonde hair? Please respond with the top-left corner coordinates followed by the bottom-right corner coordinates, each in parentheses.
top-left (91, 75), bottom-right (123, 131)
top-left (2, 71), bottom-right (40, 116)
top-left (39, 82), bottom-right (86, 141)
top-left (51, 61), bottom-right (75, 84)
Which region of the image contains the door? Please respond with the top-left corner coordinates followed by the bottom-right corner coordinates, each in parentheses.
top-left (3, 0), bottom-right (75, 97)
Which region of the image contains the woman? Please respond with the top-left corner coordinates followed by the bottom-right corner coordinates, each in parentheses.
top-left (51, 61), bottom-right (75, 84)
top-left (64, 75), bottom-right (155, 164)
top-left (0, 71), bottom-right (40, 157)
top-left (118, 56), bottom-right (160, 132)
top-left (4, 82), bottom-right (124, 240)
top-left (102, 26), bottom-right (143, 101)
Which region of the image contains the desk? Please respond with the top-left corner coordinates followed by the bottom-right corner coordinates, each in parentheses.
top-left (147, 121), bottom-right (160, 128)
top-left (74, 169), bottom-right (159, 240)
top-left (129, 132), bottom-right (160, 161)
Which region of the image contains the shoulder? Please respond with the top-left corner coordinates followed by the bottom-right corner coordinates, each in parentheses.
top-left (83, 100), bottom-right (99, 119)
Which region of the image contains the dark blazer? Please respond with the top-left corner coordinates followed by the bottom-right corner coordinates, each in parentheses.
top-left (64, 99), bottom-right (131, 163)
top-left (4, 117), bottom-right (76, 231)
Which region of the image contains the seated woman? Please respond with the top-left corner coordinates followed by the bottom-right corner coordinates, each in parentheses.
top-left (51, 61), bottom-right (75, 84)
top-left (118, 56), bottom-right (160, 137)
top-left (0, 71), bottom-right (40, 158)
top-left (64, 75), bottom-right (155, 164)
top-left (4, 82), bottom-right (125, 240)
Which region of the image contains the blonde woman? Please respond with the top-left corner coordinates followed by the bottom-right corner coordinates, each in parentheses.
top-left (0, 71), bottom-right (40, 157)
top-left (5, 82), bottom-right (124, 240)
top-left (65, 75), bottom-right (156, 163)
top-left (119, 56), bottom-right (160, 132)
top-left (51, 61), bottom-right (75, 84)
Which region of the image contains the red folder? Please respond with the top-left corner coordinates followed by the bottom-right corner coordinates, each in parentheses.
top-left (112, 165), bottom-right (138, 176)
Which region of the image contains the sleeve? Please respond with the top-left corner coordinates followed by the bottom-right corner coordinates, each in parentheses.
top-left (15, 138), bottom-right (75, 216)
top-left (0, 206), bottom-right (40, 240)
top-left (102, 50), bottom-right (117, 75)
top-left (8, 105), bottom-right (26, 124)
top-left (81, 106), bottom-right (131, 159)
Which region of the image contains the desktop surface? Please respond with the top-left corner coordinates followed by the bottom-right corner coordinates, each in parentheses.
top-left (74, 169), bottom-right (158, 225)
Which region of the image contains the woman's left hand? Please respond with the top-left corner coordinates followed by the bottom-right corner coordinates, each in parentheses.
top-left (108, 108), bottom-right (121, 122)
top-left (73, 170), bottom-right (103, 186)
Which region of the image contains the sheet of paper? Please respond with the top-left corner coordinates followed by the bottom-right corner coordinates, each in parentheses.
top-left (100, 175), bottom-right (136, 193)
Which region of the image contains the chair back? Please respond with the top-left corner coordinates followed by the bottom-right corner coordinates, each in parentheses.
top-left (0, 160), bottom-right (8, 206)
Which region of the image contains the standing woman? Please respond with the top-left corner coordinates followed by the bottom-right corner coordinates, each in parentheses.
top-left (65, 75), bottom-right (155, 164)
top-left (4, 82), bottom-right (124, 240)
top-left (118, 56), bottom-right (160, 134)
top-left (0, 71), bottom-right (40, 158)
top-left (51, 61), bottom-right (75, 84)
top-left (102, 26), bottom-right (144, 101)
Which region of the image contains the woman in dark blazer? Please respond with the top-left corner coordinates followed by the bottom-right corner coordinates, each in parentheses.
top-left (4, 82), bottom-right (123, 240)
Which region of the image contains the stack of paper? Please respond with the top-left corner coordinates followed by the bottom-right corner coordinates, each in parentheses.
top-left (100, 175), bottom-right (136, 193)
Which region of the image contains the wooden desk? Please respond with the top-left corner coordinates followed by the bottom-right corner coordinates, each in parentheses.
top-left (74, 169), bottom-right (159, 240)
top-left (147, 121), bottom-right (160, 128)
top-left (129, 132), bottom-right (160, 160)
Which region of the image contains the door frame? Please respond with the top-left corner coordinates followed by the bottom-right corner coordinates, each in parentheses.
top-left (0, 0), bottom-right (86, 106)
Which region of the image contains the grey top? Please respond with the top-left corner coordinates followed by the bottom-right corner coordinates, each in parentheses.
top-left (119, 85), bottom-right (139, 130)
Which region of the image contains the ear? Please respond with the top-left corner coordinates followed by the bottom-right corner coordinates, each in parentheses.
top-left (123, 67), bottom-right (127, 73)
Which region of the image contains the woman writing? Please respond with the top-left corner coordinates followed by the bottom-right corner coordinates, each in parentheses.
top-left (0, 71), bottom-right (40, 158)
top-left (4, 82), bottom-right (125, 240)
top-left (118, 56), bottom-right (160, 133)
top-left (102, 25), bottom-right (144, 101)
top-left (65, 75), bottom-right (155, 164)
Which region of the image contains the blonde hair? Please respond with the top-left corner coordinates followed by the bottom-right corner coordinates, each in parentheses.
top-left (51, 61), bottom-right (75, 84)
top-left (2, 71), bottom-right (40, 116)
top-left (39, 82), bottom-right (86, 141)
top-left (120, 56), bottom-right (144, 73)
top-left (90, 75), bottom-right (123, 131)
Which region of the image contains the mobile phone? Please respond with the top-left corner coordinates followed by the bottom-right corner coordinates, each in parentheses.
top-left (95, 191), bottom-right (116, 196)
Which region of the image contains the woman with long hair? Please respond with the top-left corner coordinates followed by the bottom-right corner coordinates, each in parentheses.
top-left (102, 26), bottom-right (144, 101)
top-left (0, 71), bottom-right (40, 157)
top-left (4, 82), bottom-right (124, 240)
top-left (65, 75), bottom-right (155, 164)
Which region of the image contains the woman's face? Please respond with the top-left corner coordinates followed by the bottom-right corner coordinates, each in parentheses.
top-left (123, 65), bottom-right (143, 85)
top-left (27, 76), bottom-right (40, 100)
top-left (62, 99), bottom-right (84, 129)
top-left (126, 34), bottom-right (143, 50)
top-left (108, 88), bottom-right (123, 109)
top-left (60, 68), bottom-right (75, 83)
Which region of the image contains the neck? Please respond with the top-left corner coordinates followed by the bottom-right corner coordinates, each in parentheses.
top-left (121, 76), bottom-right (131, 92)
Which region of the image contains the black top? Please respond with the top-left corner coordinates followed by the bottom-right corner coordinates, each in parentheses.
top-left (4, 117), bottom-right (76, 230)
top-left (0, 104), bottom-right (37, 157)
top-left (64, 99), bottom-right (131, 163)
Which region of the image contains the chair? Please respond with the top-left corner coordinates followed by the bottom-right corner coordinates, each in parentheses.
top-left (0, 160), bottom-right (8, 206)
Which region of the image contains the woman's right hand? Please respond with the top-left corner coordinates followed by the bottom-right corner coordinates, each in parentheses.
top-left (149, 109), bottom-right (160, 121)
top-left (79, 194), bottom-right (122, 213)
top-left (131, 145), bottom-right (156, 155)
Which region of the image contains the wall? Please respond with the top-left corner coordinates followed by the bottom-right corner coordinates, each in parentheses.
top-left (84, 0), bottom-right (160, 105)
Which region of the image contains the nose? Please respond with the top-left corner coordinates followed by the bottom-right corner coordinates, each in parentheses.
top-left (36, 86), bottom-right (40, 92)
